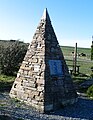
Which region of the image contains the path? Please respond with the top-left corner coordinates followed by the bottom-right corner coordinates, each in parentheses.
top-left (0, 92), bottom-right (93, 120)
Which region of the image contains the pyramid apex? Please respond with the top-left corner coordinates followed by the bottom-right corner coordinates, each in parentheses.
top-left (41, 8), bottom-right (51, 21)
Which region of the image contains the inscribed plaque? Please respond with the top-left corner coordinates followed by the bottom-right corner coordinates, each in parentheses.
top-left (49, 60), bottom-right (63, 76)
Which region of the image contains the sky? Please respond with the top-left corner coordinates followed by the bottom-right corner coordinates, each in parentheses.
top-left (0, 0), bottom-right (93, 48)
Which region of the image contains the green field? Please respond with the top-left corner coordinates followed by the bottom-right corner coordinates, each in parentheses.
top-left (61, 46), bottom-right (93, 76)
top-left (61, 46), bottom-right (91, 57)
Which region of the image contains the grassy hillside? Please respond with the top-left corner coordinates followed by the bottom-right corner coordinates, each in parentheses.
top-left (61, 46), bottom-right (93, 76)
top-left (61, 46), bottom-right (91, 58)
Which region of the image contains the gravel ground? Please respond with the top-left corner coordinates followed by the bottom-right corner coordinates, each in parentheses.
top-left (0, 92), bottom-right (93, 120)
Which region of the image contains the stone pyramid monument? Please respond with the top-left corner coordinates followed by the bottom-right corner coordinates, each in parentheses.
top-left (10, 8), bottom-right (78, 112)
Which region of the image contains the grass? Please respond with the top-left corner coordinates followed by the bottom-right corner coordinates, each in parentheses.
top-left (65, 59), bottom-right (93, 75)
top-left (0, 74), bottom-right (15, 82)
top-left (87, 85), bottom-right (93, 98)
top-left (0, 74), bottom-right (15, 91)
top-left (0, 103), bottom-right (6, 107)
top-left (61, 46), bottom-right (91, 58)
top-left (60, 46), bottom-right (93, 94)
top-left (61, 46), bottom-right (93, 76)
top-left (72, 76), bottom-right (87, 84)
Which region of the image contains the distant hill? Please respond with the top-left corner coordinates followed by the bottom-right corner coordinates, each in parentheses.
top-left (61, 46), bottom-right (91, 57)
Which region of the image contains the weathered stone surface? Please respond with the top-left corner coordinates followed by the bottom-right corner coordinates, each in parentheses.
top-left (9, 8), bottom-right (77, 112)
top-left (36, 79), bottom-right (45, 85)
top-left (37, 86), bottom-right (44, 92)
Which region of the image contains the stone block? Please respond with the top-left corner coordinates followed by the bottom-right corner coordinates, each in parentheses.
top-left (33, 91), bottom-right (39, 96)
top-left (21, 66), bottom-right (31, 71)
top-left (35, 96), bottom-right (40, 101)
top-left (38, 101), bottom-right (44, 106)
top-left (25, 89), bottom-right (31, 94)
top-left (32, 100), bottom-right (38, 104)
top-left (17, 73), bottom-right (20, 78)
top-left (22, 61), bottom-right (29, 64)
top-left (27, 98), bottom-right (32, 102)
top-left (23, 93), bottom-right (29, 100)
top-left (19, 69), bottom-right (23, 73)
top-left (17, 91), bottom-right (24, 99)
top-left (37, 86), bottom-right (44, 92)
top-left (36, 79), bottom-right (45, 85)
top-left (40, 92), bottom-right (44, 97)
top-left (32, 58), bottom-right (38, 63)
top-left (34, 64), bottom-right (40, 72)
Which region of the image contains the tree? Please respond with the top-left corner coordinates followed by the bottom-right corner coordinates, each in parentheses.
top-left (0, 41), bottom-right (28, 75)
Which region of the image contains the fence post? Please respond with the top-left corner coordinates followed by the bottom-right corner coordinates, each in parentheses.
top-left (73, 43), bottom-right (77, 74)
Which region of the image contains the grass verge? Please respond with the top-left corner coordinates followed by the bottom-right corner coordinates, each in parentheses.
top-left (0, 74), bottom-right (15, 91)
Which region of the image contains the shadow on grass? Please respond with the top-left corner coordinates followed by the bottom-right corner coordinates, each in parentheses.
top-left (0, 81), bottom-right (13, 92)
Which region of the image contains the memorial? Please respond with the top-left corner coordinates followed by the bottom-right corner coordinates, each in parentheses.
top-left (9, 8), bottom-right (78, 112)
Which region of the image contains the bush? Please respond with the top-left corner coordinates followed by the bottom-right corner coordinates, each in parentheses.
top-left (0, 41), bottom-right (28, 75)
top-left (87, 85), bottom-right (93, 98)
